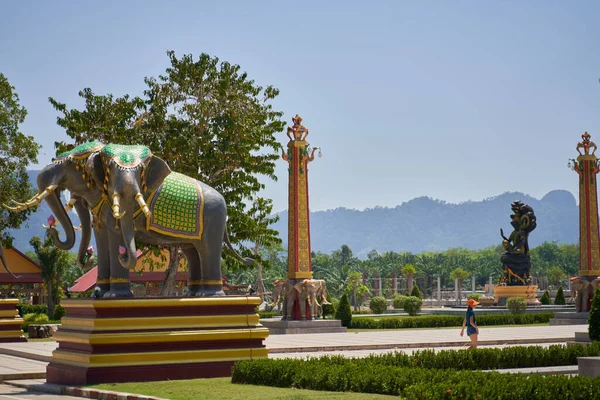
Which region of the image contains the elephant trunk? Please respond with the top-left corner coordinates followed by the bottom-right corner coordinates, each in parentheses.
top-left (116, 195), bottom-right (138, 270)
top-left (45, 190), bottom-right (76, 250)
top-left (73, 198), bottom-right (92, 268)
top-left (0, 241), bottom-right (19, 280)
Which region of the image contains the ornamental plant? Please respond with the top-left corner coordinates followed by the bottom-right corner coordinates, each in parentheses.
top-left (506, 297), bottom-right (527, 314)
top-left (369, 296), bottom-right (388, 314)
top-left (411, 285), bottom-right (422, 299)
top-left (467, 293), bottom-right (482, 301)
top-left (403, 296), bottom-right (423, 316)
top-left (335, 293), bottom-right (352, 327)
top-left (540, 290), bottom-right (551, 305)
top-left (589, 290), bottom-right (600, 341)
top-left (392, 294), bottom-right (407, 309)
top-left (554, 286), bottom-right (566, 305)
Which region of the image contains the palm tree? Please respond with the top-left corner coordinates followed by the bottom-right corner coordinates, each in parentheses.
top-left (347, 271), bottom-right (364, 311)
top-left (450, 267), bottom-right (470, 305)
top-left (402, 264), bottom-right (417, 293)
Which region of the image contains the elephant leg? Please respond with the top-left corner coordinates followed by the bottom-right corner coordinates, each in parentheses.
top-left (105, 228), bottom-right (134, 298)
top-left (183, 247), bottom-right (202, 297)
top-left (92, 227), bottom-right (110, 298)
top-left (196, 239), bottom-right (225, 297)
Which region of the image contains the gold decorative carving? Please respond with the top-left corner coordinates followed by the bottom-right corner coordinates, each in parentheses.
top-left (109, 277), bottom-right (130, 284)
top-left (96, 279), bottom-right (110, 285)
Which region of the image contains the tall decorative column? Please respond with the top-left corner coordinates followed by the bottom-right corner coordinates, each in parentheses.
top-left (569, 132), bottom-right (600, 311)
top-left (281, 115), bottom-right (321, 320)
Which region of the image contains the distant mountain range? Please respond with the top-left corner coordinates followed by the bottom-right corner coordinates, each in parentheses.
top-left (8, 171), bottom-right (577, 258)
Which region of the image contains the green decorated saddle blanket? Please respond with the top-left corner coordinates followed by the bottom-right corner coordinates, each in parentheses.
top-left (54, 141), bottom-right (104, 163)
top-left (141, 172), bottom-right (204, 240)
top-left (101, 144), bottom-right (152, 169)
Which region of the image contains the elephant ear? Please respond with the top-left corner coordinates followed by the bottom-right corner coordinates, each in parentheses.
top-left (144, 155), bottom-right (172, 194)
top-left (85, 152), bottom-right (105, 190)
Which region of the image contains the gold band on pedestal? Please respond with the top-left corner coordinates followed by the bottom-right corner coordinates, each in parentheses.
top-left (188, 280), bottom-right (222, 285)
top-left (96, 279), bottom-right (110, 285)
top-left (109, 277), bottom-right (130, 284)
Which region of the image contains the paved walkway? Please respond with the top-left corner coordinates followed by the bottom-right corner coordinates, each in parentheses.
top-left (0, 324), bottom-right (588, 399)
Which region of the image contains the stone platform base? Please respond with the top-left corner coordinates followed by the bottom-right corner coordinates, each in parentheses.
top-left (260, 319), bottom-right (347, 334)
top-left (550, 312), bottom-right (589, 326)
top-left (579, 356), bottom-right (600, 377)
top-left (46, 296), bottom-right (269, 385)
top-left (0, 299), bottom-right (26, 343)
top-left (494, 285), bottom-right (540, 306)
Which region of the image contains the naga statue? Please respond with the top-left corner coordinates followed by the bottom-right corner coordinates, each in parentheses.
top-left (499, 200), bottom-right (537, 286)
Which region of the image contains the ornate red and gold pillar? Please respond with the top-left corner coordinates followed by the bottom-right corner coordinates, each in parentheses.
top-left (569, 132), bottom-right (600, 311)
top-left (281, 115), bottom-right (320, 320)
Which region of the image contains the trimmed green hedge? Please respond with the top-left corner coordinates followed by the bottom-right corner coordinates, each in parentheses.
top-left (233, 346), bottom-right (600, 399)
top-left (349, 312), bottom-right (554, 329)
top-left (258, 311), bottom-right (278, 319)
top-left (16, 304), bottom-right (47, 317)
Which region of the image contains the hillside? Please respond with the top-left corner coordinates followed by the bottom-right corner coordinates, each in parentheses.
top-left (7, 172), bottom-right (577, 258)
top-left (271, 190), bottom-right (578, 258)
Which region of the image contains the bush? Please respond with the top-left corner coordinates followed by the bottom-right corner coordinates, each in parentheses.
top-left (506, 297), bottom-right (527, 314)
top-left (540, 290), bottom-right (551, 305)
top-left (321, 290), bottom-right (334, 319)
top-left (334, 293), bottom-right (352, 327)
top-left (53, 304), bottom-right (66, 320)
top-left (589, 290), bottom-right (600, 341)
top-left (392, 295), bottom-right (407, 309)
top-left (555, 286), bottom-right (566, 305)
top-left (410, 285), bottom-right (422, 299)
top-left (403, 296), bottom-right (423, 316)
top-left (232, 342), bottom-right (600, 398)
top-left (258, 311), bottom-right (278, 319)
top-left (369, 296), bottom-right (388, 314)
top-left (349, 312), bottom-right (554, 329)
top-left (16, 304), bottom-right (47, 317)
top-left (351, 310), bottom-right (371, 315)
top-left (21, 313), bottom-right (50, 332)
top-left (467, 293), bottom-right (482, 301)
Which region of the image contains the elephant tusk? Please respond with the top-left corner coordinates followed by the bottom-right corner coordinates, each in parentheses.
top-left (65, 198), bottom-right (78, 213)
top-left (111, 193), bottom-right (126, 220)
top-left (135, 193), bottom-right (152, 218)
top-left (74, 225), bottom-right (82, 231)
top-left (3, 203), bottom-right (21, 212)
top-left (5, 185), bottom-right (59, 212)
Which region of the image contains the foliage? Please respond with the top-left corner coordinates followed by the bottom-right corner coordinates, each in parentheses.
top-left (554, 286), bottom-right (566, 305)
top-left (467, 293), bottom-right (482, 301)
top-left (0, 73), bottom-right (41, 245)
top-left (232, 343), bottom-right (600, 398)
top-left (334, 293), bottom-right (352, 327)
top-left (540, 290), bottom-right (551, 305)
top-left (21, 312), bottom-right (50, 332)
top-left (350, 312), bottom-right (554, 329)
top-left (506, 297), bottom-right (527, 315)
top-left (401, 264), bottom-right (416, 278)
top-left (369, 296), bottom-right (388, 314)
top-left (344, 271), bottom-right (369, 310)
top-left (29, 235), bottom-right (71, 318)
top-left (321, 290), bottom-right (335, 319)
top-left (49, 51), bottom-right (286, 270)
top-left (52, 304), bottom-right (66, 320)
top-left (589, 289), bottom-right (600, 341)
top-left (16, 303), bottom-right (47, 317)
top-left (257, 311), bottom-right (278, 319)
top-left (392, 294), bottom-right (407, 309)
top-left (403, 296), bottom-right (423, 316)
top-left (410, 284), bottom-right (422, 299)
top-left (548, 266), bottom-right (567, 287)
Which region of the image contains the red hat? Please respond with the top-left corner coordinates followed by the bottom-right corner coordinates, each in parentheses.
top-left (467, 299), bottom-right (479, 307)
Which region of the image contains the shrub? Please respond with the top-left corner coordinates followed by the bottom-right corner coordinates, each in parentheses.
top-left (334, 293), bottom-right (352, 327)
top-left (321, 290), bottom-right (335, 319)
top-left (258, 311), bottom-right (278, 319)
top-left (16, 304), bottom-right (47, 317)
top-left (403, 296), bottom-right (423, 316)
top-left (540, 290), bottom-right (551, 305)
top-left (506, 297), bottom-right (527, 314)
top-left (410, 285), bottom-right (422, 299)
top-left (589, 289), bottom-right (600, 341)
top-left (21, 313), bottom-right (50, 332)
top-left (467, 293), bottom-right (482, 301)
top-left (53, 304), bottom-right (66, 320)
top-left (369, 296), bottom-right (388, 314)
top-left (392, 295), bottom-right (407, 309)
top-left (555, 286), bottom-right (566, 305)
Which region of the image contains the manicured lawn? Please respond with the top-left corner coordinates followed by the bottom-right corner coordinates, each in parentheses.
top-left (92, 377), bottom-right (395, 400)
top-left (347, 322), bottom-right (549, 332)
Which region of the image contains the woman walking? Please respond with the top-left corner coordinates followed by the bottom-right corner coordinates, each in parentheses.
top-left (460, 298), bottom-right (479, 348)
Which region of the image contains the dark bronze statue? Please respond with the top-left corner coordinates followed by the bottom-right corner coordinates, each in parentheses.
top-left (499, 200), bottom-right (537, 286)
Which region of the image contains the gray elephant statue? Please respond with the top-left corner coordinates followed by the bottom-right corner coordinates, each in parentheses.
top-left (282, 280), bottom-right (301, 320)
top-left (571, 277), bottom-right (595, 312)
top-left (86, 143), bottom-right (254, 297)
top-left (270, 279), bottom-right (286, 313)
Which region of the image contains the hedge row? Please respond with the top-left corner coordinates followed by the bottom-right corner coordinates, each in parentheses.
top-left (16, 304), bottom-right (47, 317)
top-left (232, 357), bottom-right (600, 399)
top-left (349, 312), bottom-right (554, 329)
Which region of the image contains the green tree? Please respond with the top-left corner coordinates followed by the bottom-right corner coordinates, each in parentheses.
top-left (540, 290), bottom-right (551, 305)
top-left (548, 266), bottom-right (567, 287)
top-left (334, 293), bottom-right (352, 327)
top-left (554, 286), bottom-right (566, 305)
top-left (49, 51), bottom-right (286, 287)
top-left (411, 284), bottom-right (422, 299)
top-left (402, 264), bottom-right (417, 293)
top-left (0, 74), bottom-right (41, 251)
top-left (450, 267), bottom-right (470, 305)
top-left (30, 235), bottom-right (71, 318)
top-left (589, 290), bottom-right (600, 341)
top-left (345, 271), bottom-right (369, 311)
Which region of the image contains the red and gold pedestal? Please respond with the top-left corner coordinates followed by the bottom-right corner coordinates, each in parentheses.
top-left (493, 285), bottom-right (540, 306)
top-left (46, 297), bottom-right (269, 385)
top-left (569, 132), bottom-right (600, 311)
top-left (0, 299), bottom-right (25, 342)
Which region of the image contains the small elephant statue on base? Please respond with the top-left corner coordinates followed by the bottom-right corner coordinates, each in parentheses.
top-left (270, 280), bottom-right (286, 313)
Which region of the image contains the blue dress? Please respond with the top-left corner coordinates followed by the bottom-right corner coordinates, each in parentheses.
top-left (466, 308), bottom-right (477, 336)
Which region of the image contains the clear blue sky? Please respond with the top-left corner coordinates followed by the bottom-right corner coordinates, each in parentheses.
top-left (2, 0), bottom-right (599, 212)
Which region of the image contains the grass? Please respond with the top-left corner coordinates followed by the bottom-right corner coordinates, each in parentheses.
top-left (91, 377), bottom-right (395, 400)
top-left (347, 322), bottom-right (550, 332)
